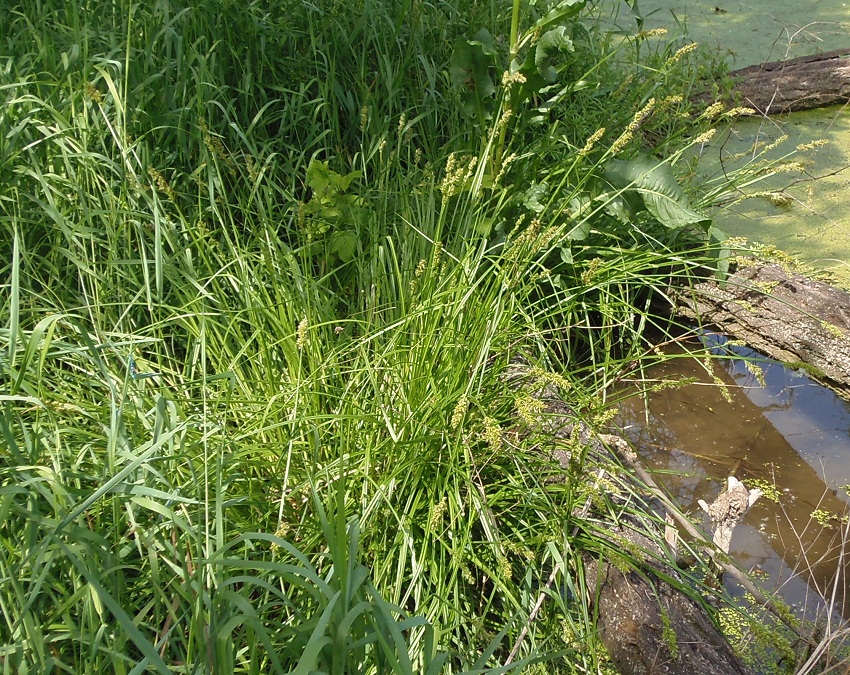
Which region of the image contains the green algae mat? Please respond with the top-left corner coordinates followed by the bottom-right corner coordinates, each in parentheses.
top-left (618, 0), bottom-right (850, 285)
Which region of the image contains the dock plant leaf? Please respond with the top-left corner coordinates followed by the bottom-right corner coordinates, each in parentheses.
top-left (449, 28), bottom-right (497, 121)
top-left (605, 154), bottom-right (711, 231)
top-left (535, 26), bottom-right (574, 83)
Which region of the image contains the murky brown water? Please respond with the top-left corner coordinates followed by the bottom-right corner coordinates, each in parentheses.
top-left (615, 335), bottom-right (850, 617)
top-left (596, 0), bottom-right (850, 620)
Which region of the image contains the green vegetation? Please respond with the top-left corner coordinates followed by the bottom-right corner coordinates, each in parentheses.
top-left (0, 0), bottom-right (824, 672)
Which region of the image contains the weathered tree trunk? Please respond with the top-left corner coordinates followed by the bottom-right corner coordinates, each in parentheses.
top-left (673, 258), bottom-right (850, 394)
top-left (506, 369), bottom-right (756, 675)
top-left (581, 509), bottom-right (754, 675)
top-left (698, 48), bottom-right (850, 114)
top-left (586, 552), bottom-right (753, 675)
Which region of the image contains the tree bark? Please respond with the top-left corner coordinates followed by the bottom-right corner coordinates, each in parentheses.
top-left (507, 369), bottom-right (756, 675)
top-left (585, 552), bottom-right (754, 675)
top-left (673, 258), bottom-right (850, 395)
top-left (698, 48), bottom-right (850, 114)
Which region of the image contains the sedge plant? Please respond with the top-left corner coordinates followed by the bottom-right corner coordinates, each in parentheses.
top-left (0, 0), bottom-right (834, 672)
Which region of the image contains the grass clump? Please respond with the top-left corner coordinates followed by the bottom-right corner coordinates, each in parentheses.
top-left (0, 0), bottom-right (809, 672)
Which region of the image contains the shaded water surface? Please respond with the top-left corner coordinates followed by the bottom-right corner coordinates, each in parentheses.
top-left (616, 337), bottom-right (850, 615)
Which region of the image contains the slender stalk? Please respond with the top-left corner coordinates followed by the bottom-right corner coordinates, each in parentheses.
top-left (492, 0), bottom-right (523, 176)
top-left (509, 0), bottom-right (522, 62)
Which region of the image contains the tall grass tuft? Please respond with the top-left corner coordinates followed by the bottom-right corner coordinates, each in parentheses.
top-left (0, 0), bottom-right (816, 671)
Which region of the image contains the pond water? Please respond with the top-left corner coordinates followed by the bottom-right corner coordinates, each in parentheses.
top-left (601, 0), bottom-right (850, 286)
top-left (694, 107), bottom-right (850, 288)
top-left (615, 336), bottom-right (850, 618)
top-left (622, 0), bottom-right (850, 64)
top-left (598, 0), bottom-right (850, 620)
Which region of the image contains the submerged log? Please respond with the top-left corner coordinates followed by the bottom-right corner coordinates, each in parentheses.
top-left (700, 48), bottom-right (850, 114)
top-left (673, 258), bottom-right (850, 394)
top-left (698, 477), bottom-right (762, 554)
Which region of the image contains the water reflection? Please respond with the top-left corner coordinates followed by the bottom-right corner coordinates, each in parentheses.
top-left (616, 335), bottom-right (850, 616)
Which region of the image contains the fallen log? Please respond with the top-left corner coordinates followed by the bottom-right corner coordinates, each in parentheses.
top-left (672, 257), bottom-right (850, 395)
top-left (585, 536), bottom-right (754, 675)
top-left (604, 435), bottom-right (811, 642)
top-left (511, 259), bottom-right (850, 673)
top-left (698, 48), bottom-right (850, 114)
top-left (504, 368), bottom-right (760, 675)
top-left (581, 483), bottom-right (757, 674)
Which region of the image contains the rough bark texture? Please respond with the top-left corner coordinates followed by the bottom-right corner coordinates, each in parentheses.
top-left (585, 551), bottom-right (753, 675)
top-left (698, 48), bottom-right (850, 114)
top-left (673, 258), bottom-right (850, 393)
top-left (511, 368), bottom-right (754, 675)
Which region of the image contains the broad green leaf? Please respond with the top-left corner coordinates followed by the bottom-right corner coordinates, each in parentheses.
top-left (601, 193), bottom-right (635, 224)
top-left (566, 194), bottom-right (594, 238)
top-left (337, 169), bottom-right (362, 192)
top-left (565, 218), bottom-right (590, 241)
top-left (467, 27), bottom-right (496, 57)
top-left (535, 26), bottom-right (574, 83)
top-left (606, 154), bottom-right (710, 230)
top-left (306, 159), bottom-right (332, 197)
top-left (330, 230), bottom-right (358, 261)
top-left (513, 23), bottom-right (577, 104)
top-left (306, 160), bottom-right (361, 200)
top-left (522, 182), bottom-right (550, 213)
top-left (450, 29), bottom-right (497, 119)
top-left (534, 0), bottom-right (587, 32)
top-left (317, 204), bottom-right (341, 218)
top-left (475, 216), bottom-right (494, 236)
